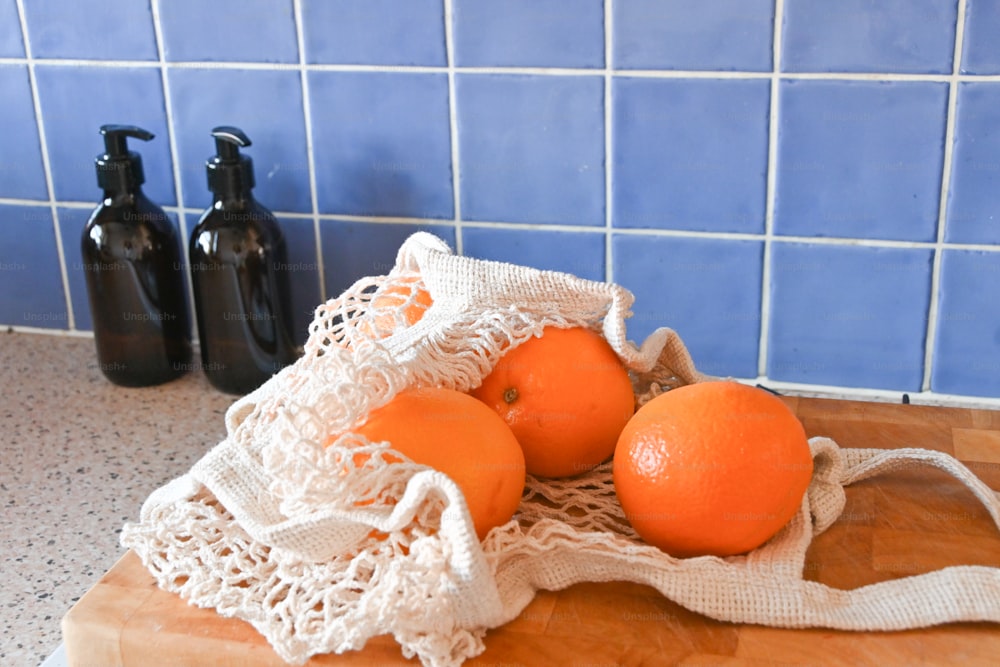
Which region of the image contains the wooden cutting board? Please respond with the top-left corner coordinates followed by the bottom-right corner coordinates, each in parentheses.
top-left (62, 396), bottom-right (1000, 666)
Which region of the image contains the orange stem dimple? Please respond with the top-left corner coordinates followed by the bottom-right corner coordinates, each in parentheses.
top-left (503, 387), bottom-right (519, 404)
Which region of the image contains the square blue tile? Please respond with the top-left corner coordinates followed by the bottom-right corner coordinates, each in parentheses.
top-left (931, 250), bottom-right (1000, 397)
top-left (319, 221), bottom-right (455, 300)
top-left (614, 0), bottom-right (774, 71)
top-left (56, 206), bottom-right (95, 331)
top-left (613, 77), bottom-right (769, 233)
top-left (945, 83), bottom-right (1000, 245)
top-left (774, 80), bottom-right (947, 242)
top-left (962, 0), bottom-right (1000, 74)
top-left (274, 215), bottom-right (321, 346)
top-left (0, 65), bottom-right (47, 200)
top-left (168, 68), bottom-right (309, 213)
top-left (0, 0), bottom-right (24, 57)
top-left (157, 0), bottom-right (297, 63)
top-left (34, 65), bottom-right (174, 206)
top-left (22, 0), bottom-right (156, 61)
top-left (457, 74), bottom-right (604, 226)
top-left (767, 243), bottom-right (933, 391)
top-left (301, 0), bottom-right (445, 66)
top-left (309, 71), bottom-right (453, 219)
top-left (461, 227), bottom-right (605, 281)
top-left (0, 204), bottom-right (68, 329)
top-left (453, 0), bottom-right (603, 68)
top-left (782, 0), bottom-right (957, 73)
top-left (612, 234), bottom-right (763, 378)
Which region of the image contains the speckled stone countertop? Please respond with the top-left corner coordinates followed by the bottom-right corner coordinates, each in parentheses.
top-left (1, 331), bottom-right (236, 667)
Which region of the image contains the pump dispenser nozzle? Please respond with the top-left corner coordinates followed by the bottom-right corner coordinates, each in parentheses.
top-left (206, 125), bottom-right (255, 200)
top-left (96, 124), bottom-right (153, 194)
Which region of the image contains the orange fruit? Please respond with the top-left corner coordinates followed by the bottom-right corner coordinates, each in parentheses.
top-left (342, 386), bottom-right (526, 541)
top-left (613, 381), bottom-right (813, 558)
top-left (356, 276), bottom-right (432, 338)
top-left (470, 326), bottom-right (635, 478)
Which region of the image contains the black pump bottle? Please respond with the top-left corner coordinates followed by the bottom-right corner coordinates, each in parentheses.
top-left (189, 126), bottom-right (297, 395)
top-left (81, 124), bottom-right (192, 387)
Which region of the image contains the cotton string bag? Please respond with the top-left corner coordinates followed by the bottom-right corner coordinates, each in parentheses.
top-left (121, 232), bottom-right (1000, 666)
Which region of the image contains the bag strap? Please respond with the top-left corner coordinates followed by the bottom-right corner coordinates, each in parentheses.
top-left (840, 446), bottom-right (1000, 529)
top-left (723, 444), bottom-right (1000, 630)
top-left (496, 440), bottom-right (1000, 633)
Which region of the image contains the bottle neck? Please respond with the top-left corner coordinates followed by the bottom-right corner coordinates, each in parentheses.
top-left (212, 190), bottom-right (255, 210)
top-left (102, 187), bottom-right (144, 208)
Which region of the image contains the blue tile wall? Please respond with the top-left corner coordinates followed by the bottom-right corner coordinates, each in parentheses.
top-left (22, 0), bottom-right (158, 61)
top-left (612, 234), bottom-right (763, 379)
top-left (0, 204), bottom-right (67, 329)
top-left (0, 0), bottom-right (24, 57)
top-left (932, 250), bottom-right (1000, 397)
top-left (767, 243), bottom-right (933, 391)
top-left (462, 226), bottom-right (605, 281)
top-left (614, 0), bottom-right (774, 71)
top-left (0, 65), bottom-right (47, 200)
top-left (1, 0), bottom-right (998, 403)
top-left (55, 206), bottom-right (96, 332)
top-left (456, 74), bottom-right (604, 225)
top-left (277, 215), bottom-right (322, 345)
top-left (301, 0), bottom-right (446, 66)
top-left (959, 0), bottom-right (1000, 74)
top-left (320, 221), bottom-right (455, 299)
top-left (774, 80), bottom-right (948, 242)
top-left (309, 71), bottom-right (453, 219)
top-left (946, 83), bottom-right (1000, 245)
top-left (453, 0), bottom-right (604, 68)
top-left (613, 77), bottom-right (770, 233)
top-left (781, 0), bottom-right (957, 74)
top-left (157, 0), bottom-right (298, 63)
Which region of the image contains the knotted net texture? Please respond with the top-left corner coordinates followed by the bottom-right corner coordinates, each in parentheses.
top-left (121, 232), bottom-right (1000, 666)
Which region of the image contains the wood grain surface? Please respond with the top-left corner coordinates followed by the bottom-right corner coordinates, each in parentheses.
top-left (62, 396), bottom-right (1000, 666)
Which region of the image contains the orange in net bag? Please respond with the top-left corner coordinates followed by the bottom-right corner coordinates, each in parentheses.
top-left (122, 232), bottom-right (1000, 666)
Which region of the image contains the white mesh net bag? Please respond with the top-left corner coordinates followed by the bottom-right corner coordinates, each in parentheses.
top-left (121, 232), bottom-right (1000, 666)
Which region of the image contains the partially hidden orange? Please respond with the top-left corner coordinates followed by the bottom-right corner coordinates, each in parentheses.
top-left (338, 386), bottom-right (525, 541)
top-left (355, 276), bottom-right (432, 339)
top-left (470, 326), bottom-right (635, 478)
top-left (613, 381), bottom-right (813, 558)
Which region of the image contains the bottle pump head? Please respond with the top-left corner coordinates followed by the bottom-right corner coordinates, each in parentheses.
top-left (206, 126), bottom-right (255, 200)
top-left (96, 124), bottom-right (152, 194)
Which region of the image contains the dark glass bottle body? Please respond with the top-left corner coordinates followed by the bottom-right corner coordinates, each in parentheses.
top-left (81, 190), bottom-right (192, 386)
top-left (189, 196), bottom-right (297, 395)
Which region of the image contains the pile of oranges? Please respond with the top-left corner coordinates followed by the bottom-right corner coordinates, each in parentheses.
top-left (329, 276), bottom-right (814, 558)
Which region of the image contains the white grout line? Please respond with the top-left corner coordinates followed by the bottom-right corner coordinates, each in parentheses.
top-left (603, 0), bottom-right (615, 283)
top-left (443, 0), bottom-right (464, 255)
top-left (14, 0), bottom-right (76, 331)
top-left (292, 0), bottom-right (327, 303)
top-left (150, 0), bottom-right (198, 343)
top-left (0, 197), bottom-right (88, 208)
top-left (758, 0), bottom-right (785, 379)
top-left (7, 194), bottom-right (1000, 252)
top-left (10, 55), bottom-right (1000, 83)
top-left (922, 0), bottom-right (969, 393)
